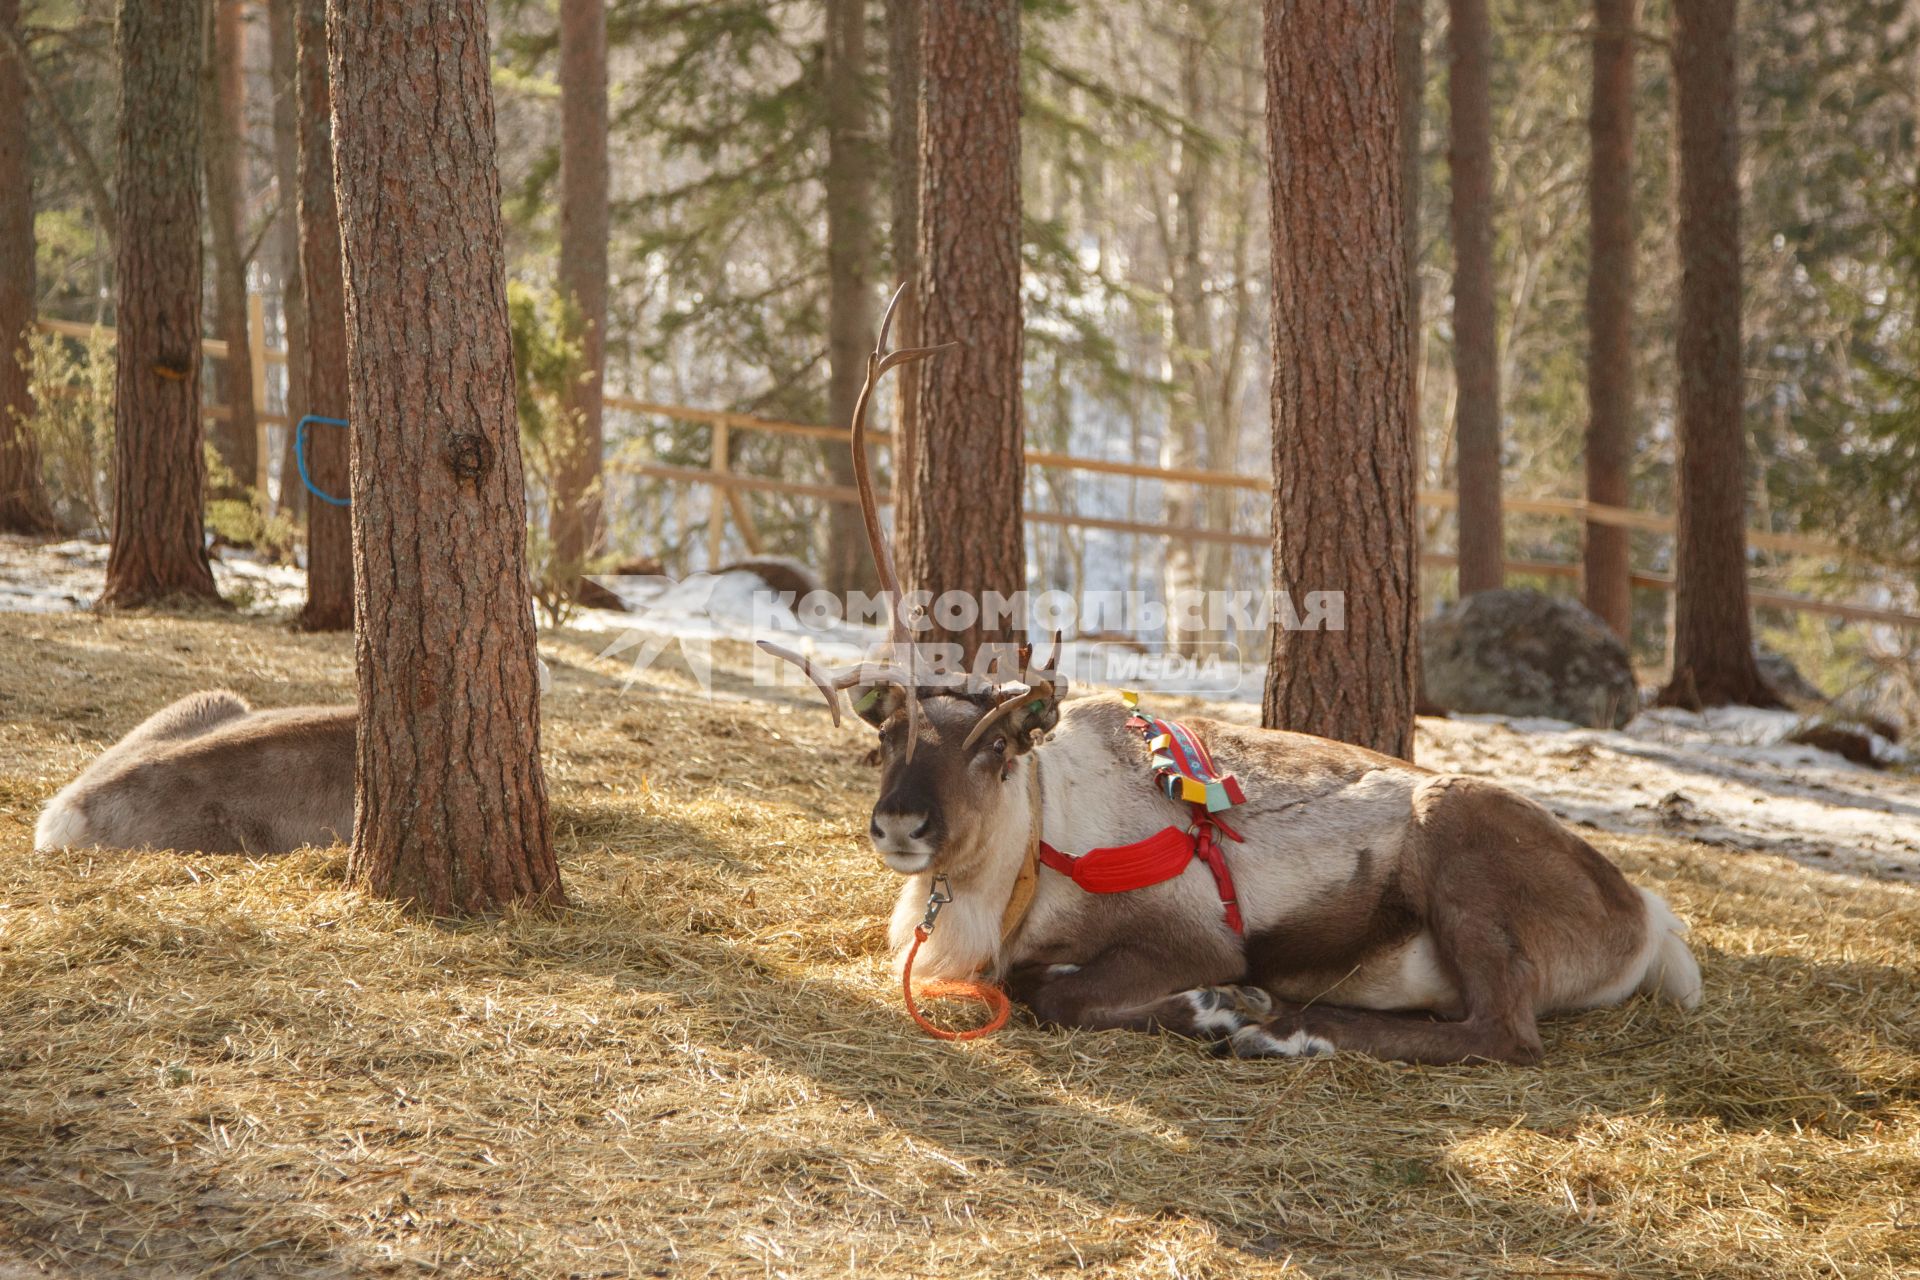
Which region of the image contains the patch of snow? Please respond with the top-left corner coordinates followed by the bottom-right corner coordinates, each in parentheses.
top-left (1416, 706), bottom-right (1920, 884)
top-left (1, 533), bottom-right (307, 614)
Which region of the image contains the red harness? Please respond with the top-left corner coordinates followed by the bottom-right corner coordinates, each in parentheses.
top-left (1037, 808), bottom-right (1247, 934)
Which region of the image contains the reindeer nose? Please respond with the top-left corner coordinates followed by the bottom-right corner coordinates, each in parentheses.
top-left (869, 811), bottom-right (935, 855)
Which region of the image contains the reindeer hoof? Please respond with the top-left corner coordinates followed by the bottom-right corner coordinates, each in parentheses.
top-left (1179, 986), bottom-right (1266, 1042)
top-left (1220, 1025), bottom-right (1337, 1060)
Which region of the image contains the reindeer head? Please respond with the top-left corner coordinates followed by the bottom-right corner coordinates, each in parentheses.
top-left (759, 285), bottom-right (1066, 873)
top-left (858, 646), bottom-right (1062, 873)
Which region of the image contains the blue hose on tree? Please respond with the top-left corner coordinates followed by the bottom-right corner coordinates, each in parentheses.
top-left (295, 416), bottom-right (351, 507)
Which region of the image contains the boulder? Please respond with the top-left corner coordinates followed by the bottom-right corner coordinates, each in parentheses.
top-left (1785, 722), bottom-right (1881, 768)
top-left (1421, 588), bottom-right (1639, 729)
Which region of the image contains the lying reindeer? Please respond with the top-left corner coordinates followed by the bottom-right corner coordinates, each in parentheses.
top-left (35, 662), bottom-right (551, 855)
top-left (761, 287), bottom-right (1702, 1065)
top-left (35, 691), bottom-right (354, 854)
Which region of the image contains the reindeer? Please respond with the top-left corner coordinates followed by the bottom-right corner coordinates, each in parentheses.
top-left (36, 663), bottom-right (553, 855)
top-left (35, 692), bottom-right (354, 854)
top-left (761, 287), bottom-right (1702, 1064)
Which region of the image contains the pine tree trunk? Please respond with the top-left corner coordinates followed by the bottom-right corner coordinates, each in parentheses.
top-left (1584, 0), bottom-right (1636, 639)
top-left (1447, 0), bottom-right (1502, 596)
top-left (1193, 25), bottom-right (1261, 660)
top-left (1162, 11), bottom-right (1215, 658)
top-left (822, 0), bottom-right (877, 597)
top-left (887, 0), bottom-right (922, 581)
top-left (1261, 0), bottom-right (1418, 761)
top-left (203, 0), bottom-right (257, 500)
top-left (101, 0), bottom-right (220, 608)
top-left (329, 0), bottom-right (560, 914)
top-left (267, 0), bottom-right (307, 520)
top-left (905, 0), bottom-right (1024, 666)
top-left (294, 0), bottom-right (349, 630)
top-left (1396, 0), bottom-right (1424, 404)
top-left (550, 0), bottom-right (607, 593)
top-left (1656, 0), bottom-right (1778, 710)
top-left (0, 0), bottom-right (57, 536)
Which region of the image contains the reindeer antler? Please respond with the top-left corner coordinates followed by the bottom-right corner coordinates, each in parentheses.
top-left (759, 283), bottom-right (955, 753)
top-left (960, 632), bottom-right (1065, 754)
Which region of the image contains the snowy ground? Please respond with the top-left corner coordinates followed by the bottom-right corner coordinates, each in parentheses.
top-left (7, 535), bottom-right (1916, 885)
top-left (0, 534), bottom-right (306, 614)
top-left (1415, 708), bottom-right (1919, 884)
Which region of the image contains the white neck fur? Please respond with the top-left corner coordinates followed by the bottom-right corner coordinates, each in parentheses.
top-left (886, 754), bottom-right (1039, 980)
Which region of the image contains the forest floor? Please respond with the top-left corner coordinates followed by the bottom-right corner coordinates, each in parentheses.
top-left (0, 599), bottom-right (1917, 1278)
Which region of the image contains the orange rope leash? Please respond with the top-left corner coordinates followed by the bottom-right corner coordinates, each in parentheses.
top-left (900, 923), bottom-right (1010, 1041)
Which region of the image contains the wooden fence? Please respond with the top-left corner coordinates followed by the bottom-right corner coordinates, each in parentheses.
top-left (33, 311), bottom-right (1920, 633)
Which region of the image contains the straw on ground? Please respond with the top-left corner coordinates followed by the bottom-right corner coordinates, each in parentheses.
top-left (0, 610), bottom-right (1915, 1278)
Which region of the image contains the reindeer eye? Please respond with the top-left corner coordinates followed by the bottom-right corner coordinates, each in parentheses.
top-left (992, 735), bottom-right (1008, 755)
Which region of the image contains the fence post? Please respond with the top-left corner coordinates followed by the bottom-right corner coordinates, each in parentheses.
top-left (247, 293), bottom-right (270, 495)
top-left (707, 417), bottom-right (731, 569)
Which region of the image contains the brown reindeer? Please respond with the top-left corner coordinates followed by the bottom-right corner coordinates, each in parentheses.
top-left (761, 287), bottom-right (1701, 1064)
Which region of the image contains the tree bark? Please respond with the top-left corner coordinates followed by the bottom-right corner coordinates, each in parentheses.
top-left (0, 0), bottom-right (57, 535)
top-left (550, 0), bottom-right (607, 593)
top-left (267, 0), bottom-right (307, 520)
top-left (1396, 0), bottom-right (1424, 406)
top-left (822, 0), bottom-right (877, 596)
top-left (1447, 0), bottom-right (1502, 596)
top-left (1583, 0), bottom-right (1636, 638)
top-left (1261, 0), bottom-right (1418, 761)
top-left (329, 0), bottom-right (561, 914)
top-left (1656, 0), bottom-right (1778, 709)
top-left (101, 0), bottom-right (220, 608)
top-left (886, 0), bottom-right (922, 582)
top-left (294, 0), bottom-right (349, 630)
top-left (203, 0), bottom-right (257, 499)
top-left (905, 0), bottom-right (1024, 667)
top-left (1161, 9), bottom-right (1215, 658)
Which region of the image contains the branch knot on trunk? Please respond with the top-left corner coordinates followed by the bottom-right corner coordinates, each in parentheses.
top-left (443, 431), bottom-right (494, 481)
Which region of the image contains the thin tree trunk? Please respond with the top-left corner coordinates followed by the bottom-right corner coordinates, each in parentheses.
top-left (887, 0), bottom-right (921, 583)
top-left (329, 0), bottom-right (560, 913)
top-left (1195, 29), bottom-right (1262, 652)
top-left (551, 0), bottom-right (607, 593)
top-left (267, 0), bottom-right (307, 520)
top-left (294, 0), bottom-right (348, 629)
top-left (905, 0), bottom-right (1024, 667)
top-left (1656, 0), bottom-right (1778, 710)
top-left (1261, 0), bottom-right (1417, 760)
top-left (0, 0), bottom-right (57, 535)
top-left (203, 0), bottom-right (256, 500)
top-left (822, 0), bottom-right (876, 596)
top-left (1583, 0), bottom-right (1636, 638)
top-left (101, 0), bottom-right (220, 608)
top-left (0, 20), bottom-right (117, 245)
top-left (1447, 0), bottom-right (1502, 596)
top-left (1162, 10), bottom-right (1214, 657)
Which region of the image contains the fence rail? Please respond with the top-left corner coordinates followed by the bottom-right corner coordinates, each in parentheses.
top-left (33, 312), bottom-right (1920, 632)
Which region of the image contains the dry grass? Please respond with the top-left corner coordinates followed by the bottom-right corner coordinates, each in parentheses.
top-left (0, 608), bottom-right (1917, 1279)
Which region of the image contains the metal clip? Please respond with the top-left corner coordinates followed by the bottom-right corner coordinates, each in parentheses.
top-left (920, 874), bottom-right (953, 933)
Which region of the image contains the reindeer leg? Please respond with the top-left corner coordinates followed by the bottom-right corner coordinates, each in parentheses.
top-left (1221, 1000), bottom-right (1542, 1065)
top-left (1006, 947), bottom-right (1258, 1041)
top-left (1232, 907), bottom-right (1546, 1065)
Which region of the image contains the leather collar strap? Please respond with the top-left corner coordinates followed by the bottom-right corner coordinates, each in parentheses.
top-left (996, 760), bottom-right (1043, 943)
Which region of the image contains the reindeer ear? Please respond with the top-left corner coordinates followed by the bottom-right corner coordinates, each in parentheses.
top-left (850, 682), bottom-right (902, 730)
top-left (991, 682), bottom-right (1063, 754)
